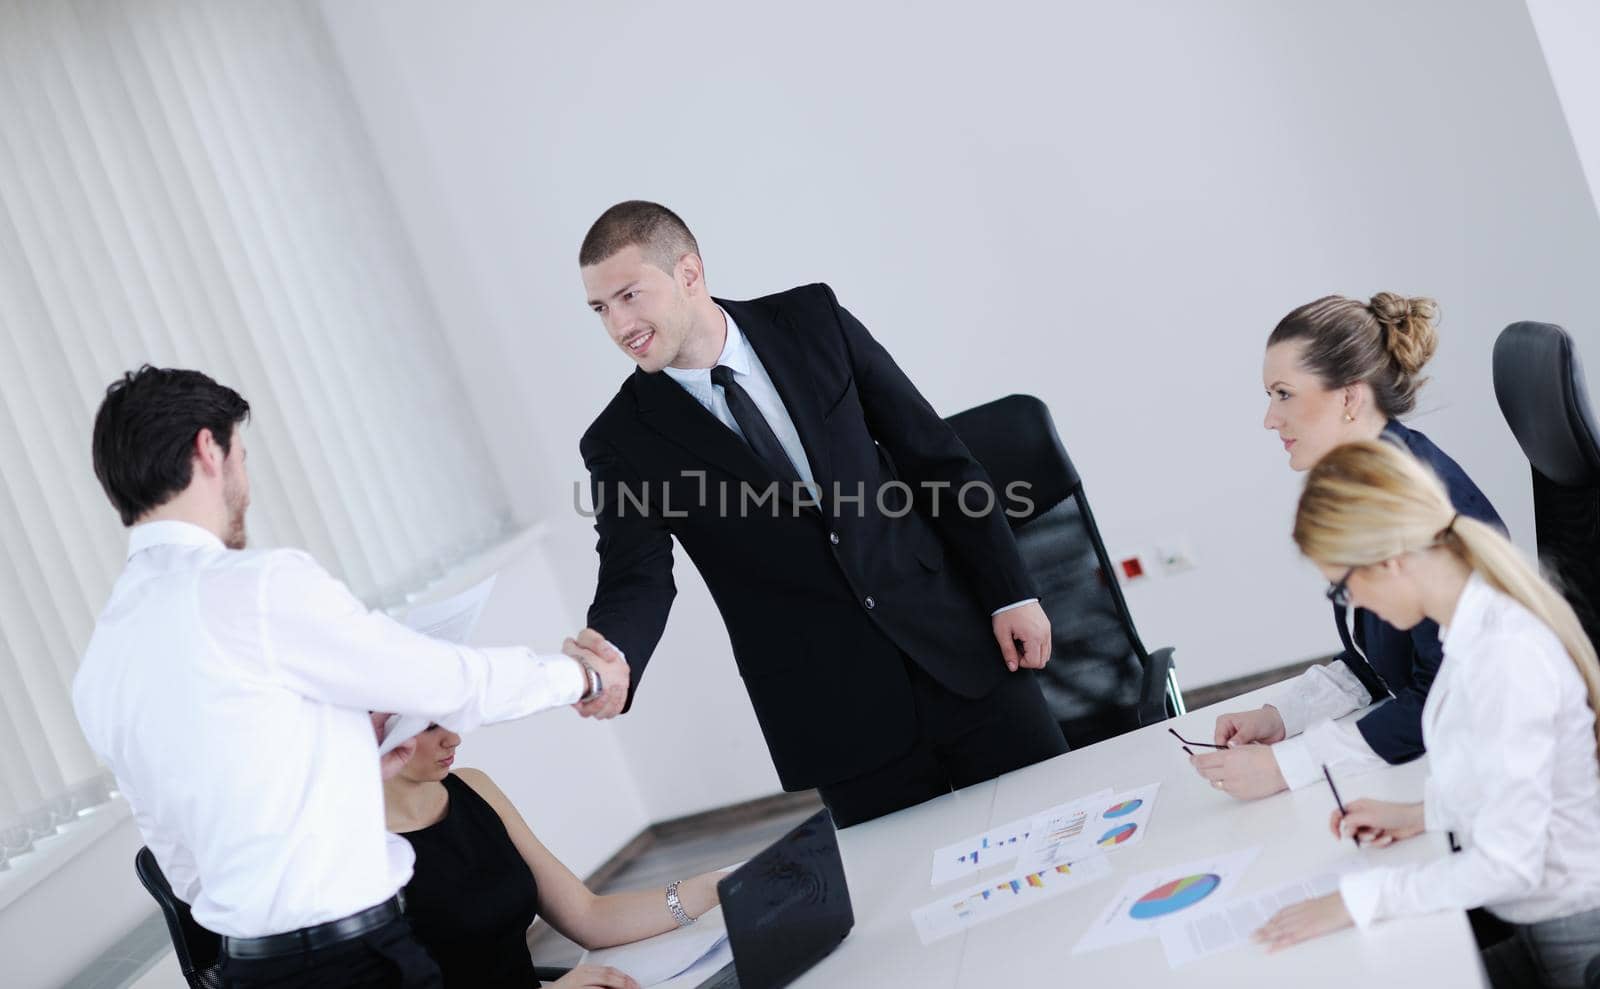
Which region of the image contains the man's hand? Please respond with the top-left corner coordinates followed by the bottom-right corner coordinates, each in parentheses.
top-left (568, 627), bottom-right (629, 720)
top-left (1189, 744), bottom-right (1289, 800)
top-left (370, 712), bottom-right (418, 781)
top-left (1214, 705), bottom-right (1287, 747)
top-left (992, 602), bottom-right (1051, 672)
top-left (1330, 798), bottom-right (1425, 848)
top-left (1252, 892), bottom-right (1353, 953)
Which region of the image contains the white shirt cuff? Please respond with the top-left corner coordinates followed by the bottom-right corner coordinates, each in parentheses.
top-left (1339, 869), bottom-right (1390, 929)
top-left (991, 598), bottom-right (1038, 617)
top-left (1271, 718), bottom-right (1383, 791)
top-left (1271, 735), bottom-right (1324, 791)
top-left (536, 652), bottom-right (589, 707)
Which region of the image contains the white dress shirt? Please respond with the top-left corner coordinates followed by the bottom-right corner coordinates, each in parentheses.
top-left (1339, 574), bottom-right (1600, 927)
top-left (72, 521), bottom-right (586, 938)
top-left (1267, 654), bottom-right (1388, 790)
top-left (664, 309), bottom-right (1034, 617)
top-left (663, 308), bottom-right (817, 486)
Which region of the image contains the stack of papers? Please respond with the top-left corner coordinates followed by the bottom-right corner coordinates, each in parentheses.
top-left (583, 905), bottom-right (733, 987)
top-left (913, 783), bottom-right (1165, 941)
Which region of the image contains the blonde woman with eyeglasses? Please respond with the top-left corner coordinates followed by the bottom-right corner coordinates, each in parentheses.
top-left (1252, 440), bottom-right (1600, 988)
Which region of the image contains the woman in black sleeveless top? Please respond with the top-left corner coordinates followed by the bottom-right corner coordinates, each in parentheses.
top-left (385, 725), bottom-right (725, 989)
top-left (396, 772), bottom-right (541, 986)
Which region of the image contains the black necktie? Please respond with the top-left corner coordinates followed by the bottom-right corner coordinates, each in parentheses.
top-left (710, 365), bottom-right (802, 483)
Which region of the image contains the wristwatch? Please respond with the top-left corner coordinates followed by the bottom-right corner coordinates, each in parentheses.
top-left (666, 880), bottom-right (694, 927)
top-left (578, 659), bottom-right (603, 702)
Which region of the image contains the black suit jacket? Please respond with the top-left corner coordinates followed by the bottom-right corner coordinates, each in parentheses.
top-left (579, 284), bottom-right (1036, 788)
top-left (1337, 418), bottom-right (1504, 762)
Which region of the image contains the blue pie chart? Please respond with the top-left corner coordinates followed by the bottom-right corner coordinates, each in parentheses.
top-left (1103, 798), bottom-right (1143, 818)
top-left (1129, 873), bottom-right (1221, 920)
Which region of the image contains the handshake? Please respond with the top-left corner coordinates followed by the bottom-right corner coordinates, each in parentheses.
top-left (564, 627), bottom-right (630, 720)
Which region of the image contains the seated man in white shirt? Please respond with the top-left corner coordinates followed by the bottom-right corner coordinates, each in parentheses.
top-left (72, 365), bottom-right (630, 989)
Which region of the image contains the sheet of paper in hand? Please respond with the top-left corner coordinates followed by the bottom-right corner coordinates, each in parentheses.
top-left (376, 575), bottom-right (498, 756)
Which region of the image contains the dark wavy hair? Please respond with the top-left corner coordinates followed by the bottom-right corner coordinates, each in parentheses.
top-left (91, 365), bottom-right (251, 526)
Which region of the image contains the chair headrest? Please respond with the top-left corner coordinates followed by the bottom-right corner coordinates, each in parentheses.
top-left (1492, 322), bottom-right (1600, 488)
top-left (944, 394), bottom-right (1080, 522)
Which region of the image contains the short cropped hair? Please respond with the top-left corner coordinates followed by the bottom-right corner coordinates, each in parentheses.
top-left (578, 200), bottom-right (700, 274)
top-left (91, 365), bottom-right (251, 526)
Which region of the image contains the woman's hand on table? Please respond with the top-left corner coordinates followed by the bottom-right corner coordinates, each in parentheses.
top-left (1253, 892), bottom-right (1354, 952)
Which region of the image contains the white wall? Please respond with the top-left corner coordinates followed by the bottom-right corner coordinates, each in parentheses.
top-left (0, 816), bottom-right (149, 989)
top-left (1526, 0), bottom-right (1600, 220)
top-left (319, 0), bottom-right (1600, 824)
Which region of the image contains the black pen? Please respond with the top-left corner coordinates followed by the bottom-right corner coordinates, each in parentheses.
top-left (1323, 763), bottom-right (1360, 849)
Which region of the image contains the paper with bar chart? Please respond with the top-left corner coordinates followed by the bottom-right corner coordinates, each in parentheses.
top-left (911, 854), bottom-right (1115, 944)
top-left (928, 816), bottom-right (1035, 887)
top-left (1016, 782), bottom-right (1161, 873)
top-left (1071, 847), bottom-right (1261, 955)
top-left (928, 788), bottom-right (1111, 886)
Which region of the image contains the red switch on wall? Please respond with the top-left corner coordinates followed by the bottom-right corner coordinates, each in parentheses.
top-left (1119, 556), bottom-right (1145, 581)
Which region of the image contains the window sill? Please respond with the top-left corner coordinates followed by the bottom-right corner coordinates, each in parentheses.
top-left (0, 798), bottom-right (132, 913)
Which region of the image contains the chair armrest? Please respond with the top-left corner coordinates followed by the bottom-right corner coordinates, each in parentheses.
top-left (1137, 647), bottom-right (1179, 727)
top-left (534, 965), bottom-right (573, 983)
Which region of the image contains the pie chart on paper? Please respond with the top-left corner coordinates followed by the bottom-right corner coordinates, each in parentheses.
top-left (1103, 799), bottom-right (1143, 818)
top-left (1098, 823), bottom-right (1137, 847)
top-left (1128, 873), bottom-right (1221, 919)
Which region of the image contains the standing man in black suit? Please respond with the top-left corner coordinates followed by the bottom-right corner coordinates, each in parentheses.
top-left (575, 201), bottom-right (1068, 826)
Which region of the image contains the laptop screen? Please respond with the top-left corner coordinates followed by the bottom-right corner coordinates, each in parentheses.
top-left (716, 808), bottom-right (854, 989)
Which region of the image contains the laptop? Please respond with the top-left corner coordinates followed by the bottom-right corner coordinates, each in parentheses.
top-left (696, 808), bottom-right (854, 989)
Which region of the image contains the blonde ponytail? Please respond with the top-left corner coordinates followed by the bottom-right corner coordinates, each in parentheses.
top-left (1295, 441), bottom-right (1600, 754)
top-left (1447, 517), bottom-right (1600, 751)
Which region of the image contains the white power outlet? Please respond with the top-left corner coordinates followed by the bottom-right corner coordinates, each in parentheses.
top-left (1156, 540), bottom-right (1198, 576)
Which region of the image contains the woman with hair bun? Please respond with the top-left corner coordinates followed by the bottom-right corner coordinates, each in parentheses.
top-left (1190, 293), bottom-right (1504, 799)
top-left (1251, 441), bottom-right (1600, 988)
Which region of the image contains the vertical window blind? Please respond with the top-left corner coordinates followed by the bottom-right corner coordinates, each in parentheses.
top-left (0, 0), bottom-right (513, 872)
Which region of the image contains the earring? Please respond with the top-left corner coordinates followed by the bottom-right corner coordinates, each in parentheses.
top-left (1343, 413), bottom-right (1355, 423)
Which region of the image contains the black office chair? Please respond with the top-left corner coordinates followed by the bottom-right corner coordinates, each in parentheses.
top-left (946, 394), bottom-right (1184, 748)
top-left (134, 847), bottom-right (222, 989)
top-left (1492, 322), bottom-right (1600, 649)
top-left (136, 845), bottom-right (573, 986)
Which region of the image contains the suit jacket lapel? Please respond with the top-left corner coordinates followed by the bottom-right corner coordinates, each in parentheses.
top-left (718, 297), bottom-right (834, 503)
top-left (631, 368), bottom-right (779, 495)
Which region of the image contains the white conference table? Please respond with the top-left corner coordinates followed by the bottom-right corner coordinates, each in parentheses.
top-left (785, 686), bottom-right (1485, 989)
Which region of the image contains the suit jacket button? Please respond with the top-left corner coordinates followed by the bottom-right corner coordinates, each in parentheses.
top-left (829, 532), bottom-right (840, 545)
top-left (864, 595), bottom-right (875, 610)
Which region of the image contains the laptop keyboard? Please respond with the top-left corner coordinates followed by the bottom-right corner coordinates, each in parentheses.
top-left (697, 961), bottom-right (739, 989)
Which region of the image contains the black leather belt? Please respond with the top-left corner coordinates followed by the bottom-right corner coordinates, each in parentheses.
top-left (223, 895), bottom-right (403, 959)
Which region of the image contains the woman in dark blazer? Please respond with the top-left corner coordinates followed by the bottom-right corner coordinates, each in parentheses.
top-left (1190, 293), bottom-right (1503, 800)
